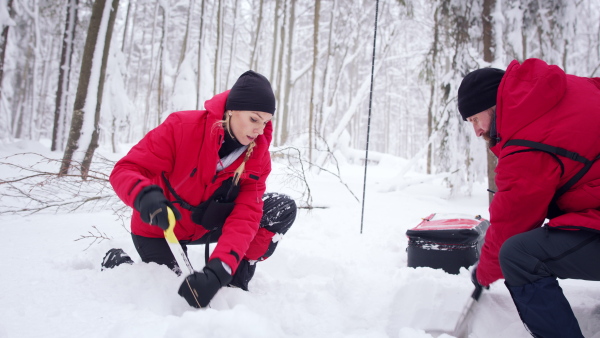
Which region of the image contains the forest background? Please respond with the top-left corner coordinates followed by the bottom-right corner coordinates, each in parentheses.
top-left (1, 2), bottom-right (600, 336)
top-left (0, 0), bottom-right (599, 197)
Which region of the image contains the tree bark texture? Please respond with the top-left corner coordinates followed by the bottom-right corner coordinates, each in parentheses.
top-left (52, 0), bottom-right (79, 152)
top-left (61, 0), bottom-right (120, 177)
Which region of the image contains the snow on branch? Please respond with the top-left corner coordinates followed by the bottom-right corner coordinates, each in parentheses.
top-left (0, 152), bottom-right (125, 216)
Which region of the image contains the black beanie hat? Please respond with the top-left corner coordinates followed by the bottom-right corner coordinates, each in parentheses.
top-left (457, 67), bottom-right (505, 121)
top-left (225, 70), bottom-right (276, 115)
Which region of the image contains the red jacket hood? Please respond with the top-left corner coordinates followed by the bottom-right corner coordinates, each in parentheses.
top-left (491, 58), bottom-right (567, 155)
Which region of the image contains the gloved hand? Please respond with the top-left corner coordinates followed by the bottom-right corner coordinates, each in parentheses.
top-left (471, 265), bottom-right (489, 289)
top-left (178, 258), bottom-right (233, 308)
top-left (470, 266), bottom-right (489, 301)
top-left (134, 185), bottom-right (181, 230)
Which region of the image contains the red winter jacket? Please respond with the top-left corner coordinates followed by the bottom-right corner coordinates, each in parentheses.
top-left (477, 58), bottom-right (600, 286)
top-left (110, 91), bottom-right (272, 273)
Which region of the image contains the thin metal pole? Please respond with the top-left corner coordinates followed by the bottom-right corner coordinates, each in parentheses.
top-left (360, 0), bottom-right (379, 234)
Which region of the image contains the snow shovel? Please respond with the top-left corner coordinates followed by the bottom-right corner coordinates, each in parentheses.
top-left (165, 207), bottom-right (207, 308)
top-left (426, 284), bottom-right (484, 338)
top-left (164, 207), bottom-right (195, 276)
top-left (451, 284), bottom-right (485, 338)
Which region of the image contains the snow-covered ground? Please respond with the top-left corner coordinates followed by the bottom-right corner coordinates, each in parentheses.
top-left (2, 140), bottom-right (600, 338)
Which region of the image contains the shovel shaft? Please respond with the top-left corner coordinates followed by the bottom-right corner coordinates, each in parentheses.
top-left (452, 286), bottom-right (484, 338)
top-left (164, 207), bottom-right (195, 275)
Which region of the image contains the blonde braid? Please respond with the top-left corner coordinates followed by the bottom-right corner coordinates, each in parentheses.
top-left (233, 141), bottom-right (256, 185)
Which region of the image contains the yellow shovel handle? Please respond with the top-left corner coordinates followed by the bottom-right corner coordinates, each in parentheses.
top-left (163, 207), bottom-right (195, 276)
top-left (164, 207), bottom-right (179, 244)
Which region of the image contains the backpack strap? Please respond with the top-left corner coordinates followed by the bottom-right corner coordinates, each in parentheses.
top-left (161, 171), bottom-right (195, 211)
top-left (503, 139), bottom-right (600, 218)
top-left (504, 140), bottom-right (590, 165)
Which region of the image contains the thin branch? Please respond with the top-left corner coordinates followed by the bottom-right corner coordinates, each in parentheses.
top-left (0, 152), bottom-right (121, 216)
top-left (74, 225), bottom-right (112, 251)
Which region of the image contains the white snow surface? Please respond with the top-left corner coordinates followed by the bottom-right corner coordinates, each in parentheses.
top-left (2, 140), bottom-right (600, 338)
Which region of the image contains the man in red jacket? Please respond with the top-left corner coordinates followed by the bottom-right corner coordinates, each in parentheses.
top-left (108, 71), bottom-right (296, 308)
top-left (458, 58), bottom-right (600, 337)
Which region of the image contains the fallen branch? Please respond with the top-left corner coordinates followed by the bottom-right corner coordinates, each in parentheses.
top-left (0, 152), bottom-right (122, 216)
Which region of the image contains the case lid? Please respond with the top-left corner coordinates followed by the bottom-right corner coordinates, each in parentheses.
top-left (410, 213), bottom-right (485, 231)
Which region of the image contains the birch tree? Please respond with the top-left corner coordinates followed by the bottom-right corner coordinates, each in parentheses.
top-left (213, 0), bottom-right (222, 93)
top-left (195, 0), bottom-right (205, 109)
top-left (60, 0), bottom-right (120, 177)
top-left (308, 0), bottom-right (320, 163)
top-left (278, 0), bottom-right (295, 146)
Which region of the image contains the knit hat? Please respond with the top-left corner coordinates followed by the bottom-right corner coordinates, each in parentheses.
top-left (457, 67), bottom-right (505, 121)
top-left (225, 70), bottom-right (276, 115)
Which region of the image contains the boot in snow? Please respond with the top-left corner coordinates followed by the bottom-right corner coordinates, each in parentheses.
top-left (101, 248), bottom-right (134, 270)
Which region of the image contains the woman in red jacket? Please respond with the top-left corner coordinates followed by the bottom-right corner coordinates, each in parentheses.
top-left (107, 71), bottom-right (297, 308)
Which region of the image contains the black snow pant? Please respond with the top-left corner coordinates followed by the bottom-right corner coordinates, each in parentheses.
top-left (499, 226), bottom-right (600, 338)
top-left (131, 193), bottom-right (297, 290)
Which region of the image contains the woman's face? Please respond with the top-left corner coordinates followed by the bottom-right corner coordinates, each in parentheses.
top-left (228, 110), bottom-right (273, 145)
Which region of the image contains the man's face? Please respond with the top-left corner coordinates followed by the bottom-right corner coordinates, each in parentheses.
top-left (466, 107), bottom-right (494, 142)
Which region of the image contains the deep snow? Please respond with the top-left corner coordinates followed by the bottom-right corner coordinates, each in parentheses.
top-left (2, 140), bottom-right (600, 338)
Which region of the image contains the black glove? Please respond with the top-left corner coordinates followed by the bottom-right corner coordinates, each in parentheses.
top-left (134, 185), bottom-right (181, 230)
top-left (471, 266), bottom-right (489, 300)
top-left (178, 258), bottom-right (233, 308)
top-left (227, 259), bottom-right (256, 291)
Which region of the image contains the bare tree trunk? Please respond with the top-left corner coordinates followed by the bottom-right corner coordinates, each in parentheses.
top-left (269, 0), bottom-right (280, 84)
top-left (124, 1), bottom-right (137, 75)
top-left (274, 0), bottom-right (287, 145)
top-left (225, 3), bottom-right (240, 88)
top-left (177, 0), bottom-right (195, 74)
top-left (249, 0), bottom-right (264, 70)
top-left (37, 35), bottom-right (57, 140)
top-left (317, 0), bottom-right (336, 137)
top-left (196, 0), bottom-right (205, 109)
top-left (280, 0), bottom-right (295, 145)
top-left (52, 0), bottom-right (79, 152)
top-left (143, 2), bottom-right (160, 133)
top-left (308, 0), bottom-right (320, 163)
top-left (121, 0), bottom-right (132, 51)
top-left (426, 6), bottom-right (440, 175)
top-left (81, 0), bottom-right (120, 177)
top-left (482, 0), bottom-right (497, 205)
top-left (61, 0), bottom-right (120, 177)
top-left (214, 0), bottom-right (223, 94)
top-left (129, 2), bottom-right (144, 102)
top-left (28, 1), bottom-right (40, 140)
top-left (13, 53), bottom-right (30, 139)
top-left (157, 4), bottom-right (166, 125)
top-left (0, 0), bottom-right (13, 118)
top-left (482, 0), bottom-right (494, 63)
